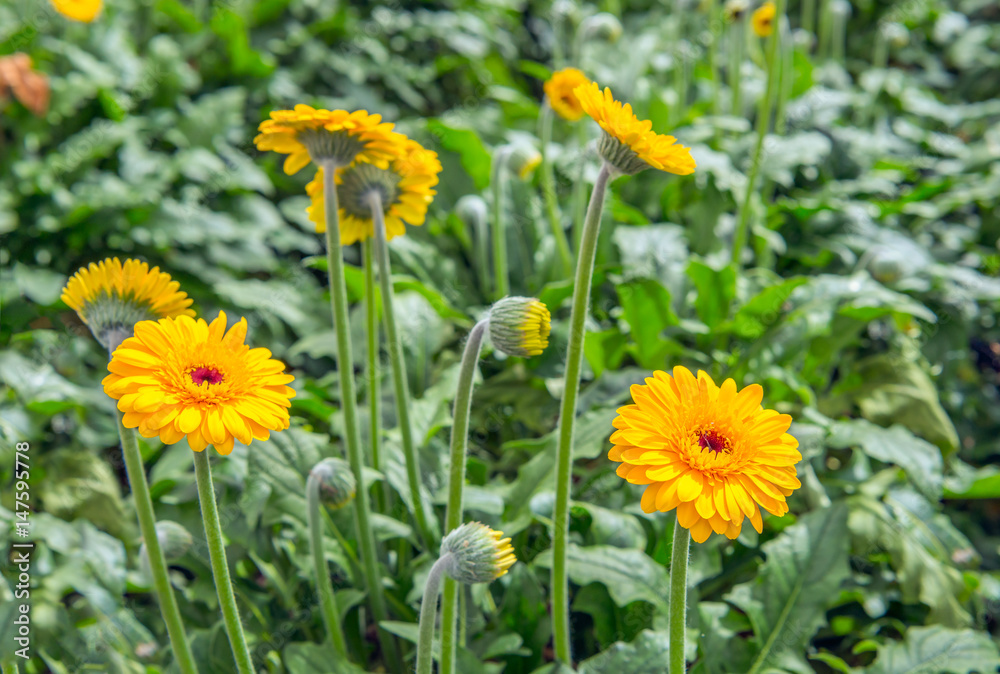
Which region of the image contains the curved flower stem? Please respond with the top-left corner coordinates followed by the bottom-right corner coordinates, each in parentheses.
top-left (491, 148), bottom-right (510, 299)
top-left (439, 319), bottom-right (489, 674)
top-left (193, 451), bottom-right (254, 674)
top-left (668, 519), bottom-right (691, 674)
top-left (539, 100), bottom-right (573, 278)
top-left (552, 161), bottom-right (613, 664)
top-left (731, 0), bottom-right (784, 266)
top-left (368, 191), bottom-right (437, 552)
top-left (416, 554), bottom-right (454, 674)
top-left (362, 239), bottom-right (388, 514)
top-left (321, 162), bottom-right (402, 674)
top-left (307, 471), bottom-right (349, 659)
top-left (113, 415), bottom-right (199, 674)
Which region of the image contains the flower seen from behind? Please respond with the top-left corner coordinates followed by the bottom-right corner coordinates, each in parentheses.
top-left (51, 0), bottom-right (102, 22)
top-left (103, 312), bottom-right (296, 456)
top-left (752, 1), bottom-right (776, 37)
top-left (306, 136), bottom-right (442, 245)
top-left (544, 68), bottom-right (591, 121)
top-left (608, 367), bottom-right (801, 543)
top-left (574, 82), bottom-right (696, 176)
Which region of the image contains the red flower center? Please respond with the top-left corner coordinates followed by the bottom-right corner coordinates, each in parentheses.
top-left (190, 366), bottom-right (224, 386)
top-left (698, 430), bottom-right (729, 454)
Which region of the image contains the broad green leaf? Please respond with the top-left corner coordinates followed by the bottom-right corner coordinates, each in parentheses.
top-left (686, 260), bottom-right (736, 329)
top-left (534, 545), bottom-right (668, 610)
top-left (578, 630), bottom-right (670, 674)
top-left (617, 278), bottom-right (680, 368)
top-left (866, 625), bottom-right (1000, 674)
top-left (427, 119), bottom-right (492, 189)
top-left (944, 468), bottom-right (1000, 499)
top-left (283, 642), bottom-right (366, 674)
top-left (730, 277), bottom-right (808, 340)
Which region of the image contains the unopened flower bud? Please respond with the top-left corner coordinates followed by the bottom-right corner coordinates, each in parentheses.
top-left (456, 195), bottom-right (488, 230)
top-left (310, 457), bottom-right (356, 510)
top-left (724, 0), bottom-right (749, 21)
top-left (506, 144), bottom-right (542, 180)
top-left (441, 522), bottom-right (516, 584)
top-left (880, 22), bottom-right (909, 48)
top-left (489, 297), bottom-right (551, 357)
top-left (580, 12), bottom-right (623, 43)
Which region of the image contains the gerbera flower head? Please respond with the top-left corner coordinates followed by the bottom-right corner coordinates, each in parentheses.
top-left (441, 522), bottom-right (517, 584)
top-left (724, 0), bottom-right (750, 21)
top-left (544, 67), bottom-right (591, 121)
top-left (305, 136), bottom-right (442, 245)
top-left (574, 82), bottom-right (696, 176)
top-left (752, 1), bottom-right (776, 37)
top-left (310, 457), bottom-right (356, 510)
top-left (254, 104), bottom-right (402, 175)
top-left (103, 312), bottom-right (296, 456)
top-left (50, 0), bottom-right (102, 22)
top-left (488, 297), bottom-right (551, 357)
top-left (61, 257), bottom-right (195, 348)
top-left (609, 367), bottom-right (801, 543)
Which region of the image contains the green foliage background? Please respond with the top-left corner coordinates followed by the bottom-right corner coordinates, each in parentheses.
top-left (2, 0), bottom-right (1000, 672)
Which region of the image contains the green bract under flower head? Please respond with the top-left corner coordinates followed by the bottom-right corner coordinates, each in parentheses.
top-left (441, 522), bottom-right (517, 584)
top-left (489, 297), bottom-right (551, 358)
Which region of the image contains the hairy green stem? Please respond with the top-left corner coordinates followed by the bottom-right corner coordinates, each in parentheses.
top-left (539, 100), bottom-right (573, 278)
top-left (113, 414), bottom-right (198, 674)
top-left (321, 162), bottom-right (401, 673)
top-left (729, 18), bottom-right (745, 117)
top-left (707, 0), bottom-right (721, 122)
top-left (491, 148), bottom-right (511, 299)
top-left (416, 554), bottom-right (454, 674)
top-left (368, 191), bottom-right (437, 552)
top-left (193, 451), bottom-right (253, 674)
top-left (731, 0), bottom-right (783, 266)
top-left (307, 471), bottom-right (348, 658)
top-left (668, 520), bottom-right (690, 674)
top-left (552, 162), bottom-right (613, 663)
top-left (439, 319), bottom-right (489, 674)
top-left (362, 239), bottom-right (388, 514)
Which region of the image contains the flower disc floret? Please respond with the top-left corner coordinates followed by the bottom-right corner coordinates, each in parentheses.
top-left (609, 366), bottom-right (801, 543)
top-left (574, 82), bottom-right (696, 176)
top-left (103, 312), bottom-right (296, 456)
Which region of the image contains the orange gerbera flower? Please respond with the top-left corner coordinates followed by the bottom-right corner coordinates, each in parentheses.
top-left (103, 312), bottom-right (295, 455)
top-left (609, 367), bottom-right (801, 543)
top-left (51, 0), bottom-right (102, 22)
top-left (752, 2), bottom-right (776, 37)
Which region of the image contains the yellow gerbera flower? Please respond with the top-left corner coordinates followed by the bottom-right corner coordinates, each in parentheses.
top-left (305, 137), bottom-right (442, 245)
top-left (50, 0), bottom-right (102, 22)
top-left (103, 312), bottom-right (296, 456)
top-left (543, 68), bottom-right (591, 121)
top-left (574, 82), bottom-right (696, 176)
top-left (752, 1), bottom-right (776, 37)
top-left (609, 367), bottom-right (801, 543)
top-left (254, 104), bottom-right (402, 175)
top-left (61, 257), bottom-right (195, 347)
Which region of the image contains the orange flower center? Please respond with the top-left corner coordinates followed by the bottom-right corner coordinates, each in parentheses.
top-left (697, 429), bottom-right (731, 454)
top-left (190, 366), bottom-right (224, 386)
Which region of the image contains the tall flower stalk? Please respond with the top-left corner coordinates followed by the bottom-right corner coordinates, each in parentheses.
top-left (550, 82), bottom-right (695, 663)
top-left (668, 520), bottom-right (691, 674)
top-left (538, 100), bottom-right (574, 278)
top-left (490, 146), bottom-right (511, 300)
top-left (362, 239), bottom-right (388, 513)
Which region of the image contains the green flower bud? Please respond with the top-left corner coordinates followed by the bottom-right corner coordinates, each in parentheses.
top-left (488, 297), bottom-right (551, 357)
top-left (506, 144), bottom-right (542, 180)
top-left (456, 195), bottom-right (488, 229)
top-left (440, 522), bottom-right (516, 584)
top-left (723, 0), bottom-right (749, 21)
top-left (580, 12), bottom-right (623, 43)
top-left (310, 457), bottom-right (356, 510)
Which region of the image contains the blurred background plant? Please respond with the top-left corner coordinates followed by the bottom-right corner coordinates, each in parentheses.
top-left (1, 0), bottom-right (1000, 672)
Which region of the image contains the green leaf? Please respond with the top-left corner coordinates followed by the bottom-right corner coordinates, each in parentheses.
top-left (617, 278), bottom-right (679, 368)
top-left (726, 504), bottom-right (849, 672)
top-left (866, 625), bottom-right (1000, 674)
top-left (686, 260), bottom-right (736, 329)
top-left (827, 420), bottom-right (943, 499)
top-left (731, 277), bottom-right (808, 340)
top-left (944, 468), bottom-right (1000, 499)
top-left (578, 630), bottom-right (670, 674)
top-left (427, 119), bottom-right (492, 189)
top-left (534, 545), bottom-right (668, 610)
top-left (283, 642), bottom-right (366, 674)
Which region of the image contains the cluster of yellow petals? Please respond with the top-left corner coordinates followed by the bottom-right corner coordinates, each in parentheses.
top-left (752, 2), bottom-right (776, 37)
top-left (50, 0), bottom-right (102, 22)
top-left (544, 68), bottom-right (591, 121)
top-left (574, 82), bottom-right (696, 175)
top-left (609, 367), bottom-right (801, 543)
top-left (517, 300), bottom-right (552, 357)
top-left (103, 312), bottom-right (296, 456)
top-left (489, 529), bottom-right (517, 580)
top-left (61, 257), bottom-right (195, 324)
top-left (254, 105), bottom-right (401, 175)
top-left (305, 137), bottom-right (442, 245)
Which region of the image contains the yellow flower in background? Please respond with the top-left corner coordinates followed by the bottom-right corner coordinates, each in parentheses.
top-left (61, 257), bottom-right (195, 346)
top-left (103, 312), bottom-right (296, 456)
top-left (441, 522), bottom-right (517, 584)
top-left (608, 367), bottom-right (801, 543)
top-left (544, 67), bottom-right (591, 121)
top-left (488, 297), bottom-right (551, 357)
top-left (575, 82), bottom-right (696, 176)
top-left (254, 104), bottom-right (402, 175)
top-left (51, 0), bottom-right (102, 22)
top-left (306, 137), bottom-right (441, 245)
top-left (752, 1), bottom-right (776, 36)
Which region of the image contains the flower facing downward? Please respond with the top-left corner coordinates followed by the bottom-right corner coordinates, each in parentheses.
top-left (61, 257), bottom-right (195, 348)
top-left (310, 457), bottom-right (357, 510)
top-left (574, 82), bottom-right (696, 176)
top-left (254, 104), bottom-right (402, 174)
top-left (507, 144), bottom-right (543, 180)
top-left (441, 522), bottom-right (517, 584)
top-left (752, 1), bottom-right (776, 37)
top-left (306, 137), bottom-right (442, 245)
top-left (489, 297), bottom-right (551, 357)
top-left (103, 312), bottom-right (296, 456)
top-left (609, 367), bottom-right (801, 543)
top-left (51, 0), bottom-right (102, 22)
top-left (543, 68), bottom-right (591, 121)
